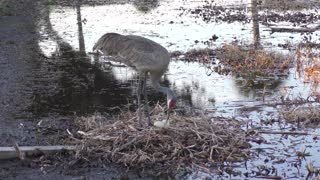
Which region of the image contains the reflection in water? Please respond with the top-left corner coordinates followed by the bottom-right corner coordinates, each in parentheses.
top-left (235, 78), bottom-right (282, 99)
top-left (133, 0), bottom-right (159, 12)
top-left (32, 2), bottom-right (135, 115)
top-left (31, 50), bottom-right (134, 115)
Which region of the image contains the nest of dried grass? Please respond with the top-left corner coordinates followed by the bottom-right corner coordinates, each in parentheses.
top-left (75, 106), bottom-right (251, 173)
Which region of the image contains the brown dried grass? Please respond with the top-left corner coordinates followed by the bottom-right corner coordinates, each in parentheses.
top-left (296, 47), bottom-right (320, 89)
top-left (217, 43), bottom-right (291, 76)
top-left (279, 105), bottom-right (320, 124)
top-left (74, 105), bottom-right (251, 173)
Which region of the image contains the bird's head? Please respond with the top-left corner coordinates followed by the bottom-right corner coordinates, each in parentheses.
top-left (166, 96), bottom-right (176, 121)
top-left (168, 96), bottom-right (177, 109)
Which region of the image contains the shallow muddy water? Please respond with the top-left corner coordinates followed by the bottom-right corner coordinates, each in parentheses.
top-left (2, 0), bottom-right (320, 179)
top-left (46, 0), bottom-right (320, 108)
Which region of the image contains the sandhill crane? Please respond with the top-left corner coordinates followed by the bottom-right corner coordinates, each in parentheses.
top-left (93, 33), bottom-right (176, 126)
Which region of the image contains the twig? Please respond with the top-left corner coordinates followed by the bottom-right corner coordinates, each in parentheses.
top-left (254, 175), bottom-right (284, 180)
top-left (10, 137), bottom-right (25, 160)
top-left (192, 162), bottom-right (213, 175)
top-left (112, 136), bottom-right (139, 155)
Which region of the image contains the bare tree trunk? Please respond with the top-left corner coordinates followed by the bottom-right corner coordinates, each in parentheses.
top-left (76, 0), bottom-right (86, 55)
top-left (251, 0), bottom-right (260, 48)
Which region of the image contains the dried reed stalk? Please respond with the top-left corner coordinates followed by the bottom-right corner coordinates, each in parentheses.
top-left (75, 106), bottom-right (251, 172)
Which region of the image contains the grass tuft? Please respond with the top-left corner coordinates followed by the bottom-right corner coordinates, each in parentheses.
top-left (216, 42), bottom-right (292, 77)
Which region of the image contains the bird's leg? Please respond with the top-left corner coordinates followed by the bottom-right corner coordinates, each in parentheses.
top-left (166, 108), bottom-right (171, 121)
top-left (143, 72), bottom-right (152, 126)
top-left (137, 74), bottom-right (143, 126)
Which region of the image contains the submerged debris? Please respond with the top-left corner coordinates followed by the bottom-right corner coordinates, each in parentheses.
top-left (74, 106), bottom-right (251, 173)
top-left (170, 48), bottom-right (216, 63)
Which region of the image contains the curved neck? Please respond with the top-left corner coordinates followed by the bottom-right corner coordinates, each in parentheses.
top-left (159, 85), bottom-right (175, 101)
top-left (152, 81), bottom-right (175, 101)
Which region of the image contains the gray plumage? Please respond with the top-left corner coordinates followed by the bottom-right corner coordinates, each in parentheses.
top-left (93, 33), bottom-right (176, 125)
top-left (93, 33), bottom-right (168, 81)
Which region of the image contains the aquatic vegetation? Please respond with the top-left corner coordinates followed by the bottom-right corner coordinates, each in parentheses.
top-left (216, 42), bottom-right (291, 78)
top-left (296, 46), bottom-right (320, 90)
top-left (280, 105), bottom-right (320, 125)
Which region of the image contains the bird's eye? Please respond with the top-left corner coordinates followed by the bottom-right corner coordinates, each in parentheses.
top-left (169, 100), bottom-right (176, 108)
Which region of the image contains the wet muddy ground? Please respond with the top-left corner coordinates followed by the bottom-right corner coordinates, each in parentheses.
top-left (0, 0), bottom-right (150, 179)
top-left (1, 0), bottom-right (320, 179)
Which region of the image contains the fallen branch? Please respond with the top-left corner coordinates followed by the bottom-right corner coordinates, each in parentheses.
top-left (254, 175), bottom-right (284, 180)
top-left (270, 25), bottom-right (320, 33)
top-left (0, 145), bottom-right (76, 160)
top-left (257, 131), bottom-right (320, 137)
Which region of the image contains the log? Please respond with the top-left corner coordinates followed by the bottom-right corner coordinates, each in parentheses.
top-left (0, 145), bottom-right (76, 160)
top-left (270, 25), bottom-right (320, 33)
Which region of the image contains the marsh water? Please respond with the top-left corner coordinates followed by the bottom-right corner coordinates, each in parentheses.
top-left (1, 0), bottom-right (320, 179)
